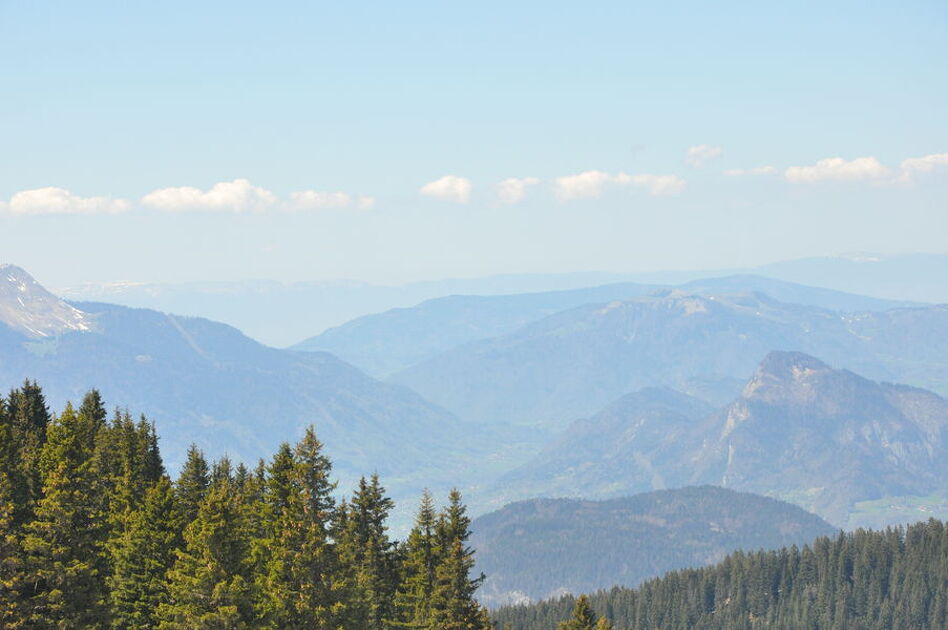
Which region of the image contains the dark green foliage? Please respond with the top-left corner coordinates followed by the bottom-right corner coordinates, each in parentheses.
top-left (392, 490), bottom-right (439, 628)
top-left (427, 489), bottom-right (490, 630)
top-left (158, 473), bottom-right (256, 629)
top-left (173, 444), bottom-right (210, 531)
top-left (19, 402), bottom-right (109, 629)
top-left (494, 520), bottom-right (948, 630)
top-left (6, 380), bottom-right (51, 528)
top-left (107, 476), bottom-right (177, 630)
top-left (0, 382), bottom-right (489, 630)
top-left (337, 474), bottom-right (399, 629)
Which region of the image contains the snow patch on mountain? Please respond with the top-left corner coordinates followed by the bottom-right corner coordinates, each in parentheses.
top-left (0, 264), bottom-right (94, 338)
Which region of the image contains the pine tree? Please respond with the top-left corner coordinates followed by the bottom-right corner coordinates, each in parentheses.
top-left (158, 472), bottom-right (255, 629)
top-left (428, 490), bottom-right (487, 630)
top-left (173, 444), bottom-right (210, 537)
top-left (257, 434), bottom-right (343, 629)
top-left (559, 595), bottom-right (598, 630)
top-left (392, 490), bottom-right (439, 628)
top-left (107, 476), bottom-right (177, 630)
top-left (0, 400), bottom-right (26, 627)
top-left (6, 380), bottom-right (51, 528)
top-left (337, 474), bottom-right (398, 630)
top-left (19, 402), bottom-right (109, 629)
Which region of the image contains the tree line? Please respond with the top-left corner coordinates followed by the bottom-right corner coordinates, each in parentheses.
top-left (0, 381), bottom-right (492, 629)
top-left (493, 519), bottom-right (947, 629)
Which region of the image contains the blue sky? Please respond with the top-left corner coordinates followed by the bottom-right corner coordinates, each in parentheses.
top-left (1, 0), bottom-right (946, 285)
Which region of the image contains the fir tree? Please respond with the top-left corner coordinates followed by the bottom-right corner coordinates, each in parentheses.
top-left (337, 474), bottom-right (398, 630)
top-left (173, 444), bottom-right (209, 536)
top-left (428, 490), bottom-right (487, 630)
top-left (0, 402), bottom-right (25, 627)
top-left (107, 476), bottom-right (177, 630)
top-left (6, 380), bottom-right (50, 527)
top-left (19, 402), bottom-right (109, 629)
top-left (158, 472), bottom-right (255, 629)
top-left (392, 490), bottom-right (439, 628)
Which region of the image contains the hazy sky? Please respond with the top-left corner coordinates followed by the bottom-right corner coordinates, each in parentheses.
top-left (2, 1), bottom-right (946, 286)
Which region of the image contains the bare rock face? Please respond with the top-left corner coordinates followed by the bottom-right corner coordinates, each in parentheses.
top-left (0, 264), bottom-right (93, 338)
top-left (696, 351), bottom-right (948, 524)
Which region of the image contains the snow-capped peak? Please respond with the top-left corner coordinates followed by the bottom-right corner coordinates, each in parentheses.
top-left (0, 264), bottom-right (94, 338)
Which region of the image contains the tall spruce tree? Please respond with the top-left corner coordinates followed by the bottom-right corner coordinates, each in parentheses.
top-left (158, 471), bottom-right (256, 629)
top-left (173, 444), bottom-right (210, 538)
top-left (107, 476), bottom-right (177, 630)
top-left (7, 380), bottom-right (50, 528)
top-left (257, 427), bottom-right (346, 629)
top-left (337, 474), bottom-right (398, 630)
top-left (392, 490), bottom-right (439, 628)
top-left (19, 402), bottom-right (109, 629)
top-left (0, 400), bottom-right (25, 627)
top-left (428, 490), bottom-right (488, 630)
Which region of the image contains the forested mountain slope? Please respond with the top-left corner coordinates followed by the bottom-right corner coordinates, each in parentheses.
top-left (493, 519), bottom-right (947, 630)
top-left (470, 487), bottom-right (836, 607)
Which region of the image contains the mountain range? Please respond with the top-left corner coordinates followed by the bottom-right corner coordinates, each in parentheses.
top-left (5, 261), bottom-right (947, 532)
top-left (494, 351), bottom-right (948, 527)
top-left (296, 275), bottom-right (915, 377)
top-left (54, 253), bottom-right (947, 348)
top-left (470, 486), bottom-right (836, 606)
top-left (392, 291), bottom-right (948, 429)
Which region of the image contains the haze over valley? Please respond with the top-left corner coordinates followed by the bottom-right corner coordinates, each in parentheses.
top-left (2, 2), bottom-right (945, 627)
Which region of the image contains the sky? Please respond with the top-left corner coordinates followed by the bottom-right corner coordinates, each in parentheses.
top-left (1, 0), bottom-right (947, 286)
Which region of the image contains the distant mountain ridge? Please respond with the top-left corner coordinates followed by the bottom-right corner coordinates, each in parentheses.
top-left (55, 253), bottom-right (946, 348)
top-left (296, 274), bottom-right (916, 377)
top-left (392, 291), bottom-right (948, 429)
top-left (470, 486), bottom-right (837, 606)
top-left (494, 352), bottom-right (948, 527)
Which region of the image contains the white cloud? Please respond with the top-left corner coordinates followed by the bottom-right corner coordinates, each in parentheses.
top-left (142, 178), bottom-right (278, 212)
top-left (555, 170), bottom-right (685, 200)
top-left (286, 191), bottom-right (377, 210)
top-left (288, 190), bottom-right (352, 210)
top-left (896, 153), bottom-right (948, 183)
top-left (723, 166), bottom-right (778, 176)
top-left (496, 177), bottom-right (540, 205)
top-left (1, 187), bottom-right (130, 215)
top-left (419, 175), bottom-right (472, 203)
top-left (686, 145), bottom-right (723, 168)
top-left (785, 157), bottom-right (890, 183)
top-left (629, 174), bottom-right (686, 196)
top-left (553, 171), bottom-right (615, 201)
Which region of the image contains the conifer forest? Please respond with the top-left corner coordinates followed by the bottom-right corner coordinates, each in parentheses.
top-left (0, 382), bottom-right (490, 630)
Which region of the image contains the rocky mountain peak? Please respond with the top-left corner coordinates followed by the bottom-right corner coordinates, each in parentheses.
top-left (0, 264), bottom-right (94, 338)
top-left (741, 351), bottom-right (832, 400)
